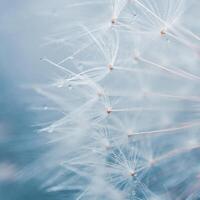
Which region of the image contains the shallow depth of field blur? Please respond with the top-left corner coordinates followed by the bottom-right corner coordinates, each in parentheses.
top-left (0, 0), bottom-right (200, 199)
top-left (0, 1), bottom-right (74, 199)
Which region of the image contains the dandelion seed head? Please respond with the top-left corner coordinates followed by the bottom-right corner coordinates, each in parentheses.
top-left (27, 0), bottom-right (200, 199)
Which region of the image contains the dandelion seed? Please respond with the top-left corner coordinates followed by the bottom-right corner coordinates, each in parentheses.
top-left (67, 84), bottom-right (72, 90)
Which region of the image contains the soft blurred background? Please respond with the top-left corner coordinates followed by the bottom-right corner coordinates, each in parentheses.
top-left (0, 1), bottom-right (65, 199)
top-left (0, 0), bottom-right (200, 199)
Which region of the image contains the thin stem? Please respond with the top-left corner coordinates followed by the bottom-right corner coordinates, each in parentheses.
top-left (134, 0), bottom-right (200, 43)
top-left (145, 91), bottom-right (200, 102)
top-left (140, 57), bottom-right (200, 81)
top-left (128, 121), bottom-right (200, 137)
top-left (152, 143), bottom-right (200, 166)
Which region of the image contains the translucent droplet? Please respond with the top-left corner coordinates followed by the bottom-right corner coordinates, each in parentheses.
top-left (57, 83), bottom-right (64, 88)
top-left (43, 106), bottom-right (48, 110)
top-left (40, 57), bottom-right (46, 61)
top-left (92, 149), bottom-right (97, 153)
top-left (56, 80), bottom-right (64, 88)
top-left (68, 84), bottom-right (72, 90)
top-left (167, 38), bottom-right (170, 43)
top-left (78, 63), bottom-right (84, 71)
top-left (48, 127), bottom-right (54, 133)
top-left (133, 12), bottom-right (137, 17)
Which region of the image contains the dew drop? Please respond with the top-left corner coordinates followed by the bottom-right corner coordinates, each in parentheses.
top-left (167, 38), bottom-right (170, 43)
top-left (78, 63), bottom-right (84, 71)
top-left (40, 57), bottom-right (46, 61)
top-left (48, 127), bottom-right (54, 133)
top-left (43, 106), bottom-right (48, 110)
top-left (68, 84), bottom-right (72, 90)
top-left (57, 80), bottom-right (64, 88)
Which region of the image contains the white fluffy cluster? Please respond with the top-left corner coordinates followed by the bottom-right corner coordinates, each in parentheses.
top-left (31, 0), bottom-right (200, 199)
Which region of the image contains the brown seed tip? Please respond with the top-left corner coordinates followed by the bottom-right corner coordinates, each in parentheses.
top-left (108, 64), bottom-right (113, 71)
top-left (97, 92), bottom-right (103, 97)
top-left (111, 18), bottom-right (117, 25)
top-left (130, 171), bottom-right (135, 177)
top-left (160, 28), bottom-right (166, 36)
top-left (106, 107), bottom-right (112, 114)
